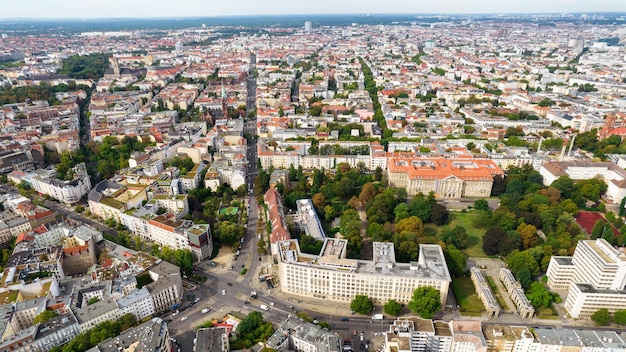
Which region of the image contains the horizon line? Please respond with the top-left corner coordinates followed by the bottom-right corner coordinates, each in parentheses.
top-left (1, 11), bottom-right (625, 21)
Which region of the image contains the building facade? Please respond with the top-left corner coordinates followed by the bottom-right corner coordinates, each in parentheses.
top-left (24, 163), bottom-right (92, 204)
top-left (546, 238), bottom-right (626, 319)
top-left (387, 158), bottom-right (503, 197)
top-left (277, 239), bottom-right (450, 305)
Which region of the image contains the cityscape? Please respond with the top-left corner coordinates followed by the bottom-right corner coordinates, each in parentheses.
top-left (2, 6), bottom-right (626, 352)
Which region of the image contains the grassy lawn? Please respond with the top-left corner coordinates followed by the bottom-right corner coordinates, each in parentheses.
top-left (439, 211), bottom-right (486, 257)
top-left (537, 305), bottom-right (559, 319)
top-left (486, 276), bottom-right (510, 310)
top-left (451, 276), bottom-right (485, 316)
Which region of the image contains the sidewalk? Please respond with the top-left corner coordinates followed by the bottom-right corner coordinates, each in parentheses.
top-left (247, 258), bottom-right (355, 318)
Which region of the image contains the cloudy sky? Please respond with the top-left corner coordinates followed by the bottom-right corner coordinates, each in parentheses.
top-left (0, 0), bottom-right (624, 19)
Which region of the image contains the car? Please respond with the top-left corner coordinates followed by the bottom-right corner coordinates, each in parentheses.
top-left (194, 297), bottom-right (201, 303)
top-left (244, 301), bottom-right (250, 305)
top-left (222, 290), bottom-right (226, 295)
top-left (172, 310), bottom-right (179, 317)
top-left (313, 319), bottom-right (319, 324)
top-left (259, 257), bottom-right (262, 261)
top-left (341, 317), bottom-right (349, 321)
top-left (181, 316), bottom-right (188, 321)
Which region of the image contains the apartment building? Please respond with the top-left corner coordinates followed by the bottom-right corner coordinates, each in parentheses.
top-left (385, 317), bottom-right (453, 352)
top-left (90, 317), bottom-right (171, 352)
top-left (546, 238), bottom-right (626, 319)
top-left (195, 327), bottom-right (230, 352)
top-left (145, 261), bottom-right (183, 314)
top-left (266, 316), bottom-right (341, 352)
top-left (23, 163), bottom-right (92, 204)
top-left (116, 287), bottom-right (155, 320)
top-left (387, 157), bottom-right (503, 198)
top-left (88, 179), bottom-right (212, 261)
top-left (277, 239), bottom-right (450, 305)
top-left (31, 313), bottom-right (80, 352)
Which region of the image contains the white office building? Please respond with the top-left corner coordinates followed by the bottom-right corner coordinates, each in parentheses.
top-left (546, 238), bottom-right (626, 319)
top-left (277, 239), bottom-right (450, 305)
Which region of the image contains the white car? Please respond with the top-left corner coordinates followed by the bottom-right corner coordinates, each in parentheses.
top-left (181, 316), bottom-right (188, 321)
top-left (222, 290), bottom-right (226, 295)
top-left (194, 297), bottom-right (200, 303)
top-left (172, 310), bottom-right (179, 317)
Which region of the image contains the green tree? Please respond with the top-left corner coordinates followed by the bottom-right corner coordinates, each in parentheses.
top-left (350, 295), bottom-right (374, 314)
top-left (430, 203), bottom-right (449, 225)
top-left (483, 227), bottom-right (507, 255)
top-left (613, 310), bottom-right (626, 325)
top-left (384, 299), bottom-right (402, 316)
top-left (526, 282), bottom-right (552, 308)
top-left (394, 203), bottom-right (410, 222)
top-left (217, 220), bottom-right (244, 245)
top-left (444, 245), bottom-right (467, 276)
top-left (517, 223), bottom-right (539, 249)
top-left (408, 287), bottom-right (441, 319)
top-left (591, 220), bottom-right (607, 239)
top-left (591, 308), bottom-right (612, 326)
top-left (516, 268), bottom-right (532, 290)
top-left (441, 226), bottom-right (468, 249)
top-left (473, 199), bottom-right (489, 211)
top-left (409, 195), bottom-right (431, 222)
top-left (396, 216), bottom-right (424, 236)
top-left (359, 182), bottom-right (378, 205)
top-left (507, 250), bottom-right (540, 276)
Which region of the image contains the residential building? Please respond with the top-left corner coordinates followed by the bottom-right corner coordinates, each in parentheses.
top-left (277, 239), bottom-right (450, 304)
top-left (32, 313), bottom-right (80, 352)
top-left (265, 316), bottom-right (341, 352)
top-left (88, 179), bottom-right (212, 260)
top-left (23, 163), bottom-right (92, 204)
top-left (88, 317), bottom-right (170, 352)
top-left (116, 287), bottom-right (155, 320)
top-left (144, 260), bottom-right (183, 314)
top-left (195, 327), bottom-right (230, 352)
top-left (385, 317), bottom-right (453, 352)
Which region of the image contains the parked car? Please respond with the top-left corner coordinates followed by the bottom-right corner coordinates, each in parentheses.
top-left (181, 316), bottom-right (188, 321)
top-left (341, 317), bottom-right (349, 321)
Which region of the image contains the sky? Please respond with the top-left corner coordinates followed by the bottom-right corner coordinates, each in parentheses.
top-left (0, 0), bottom-right (625, 19)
